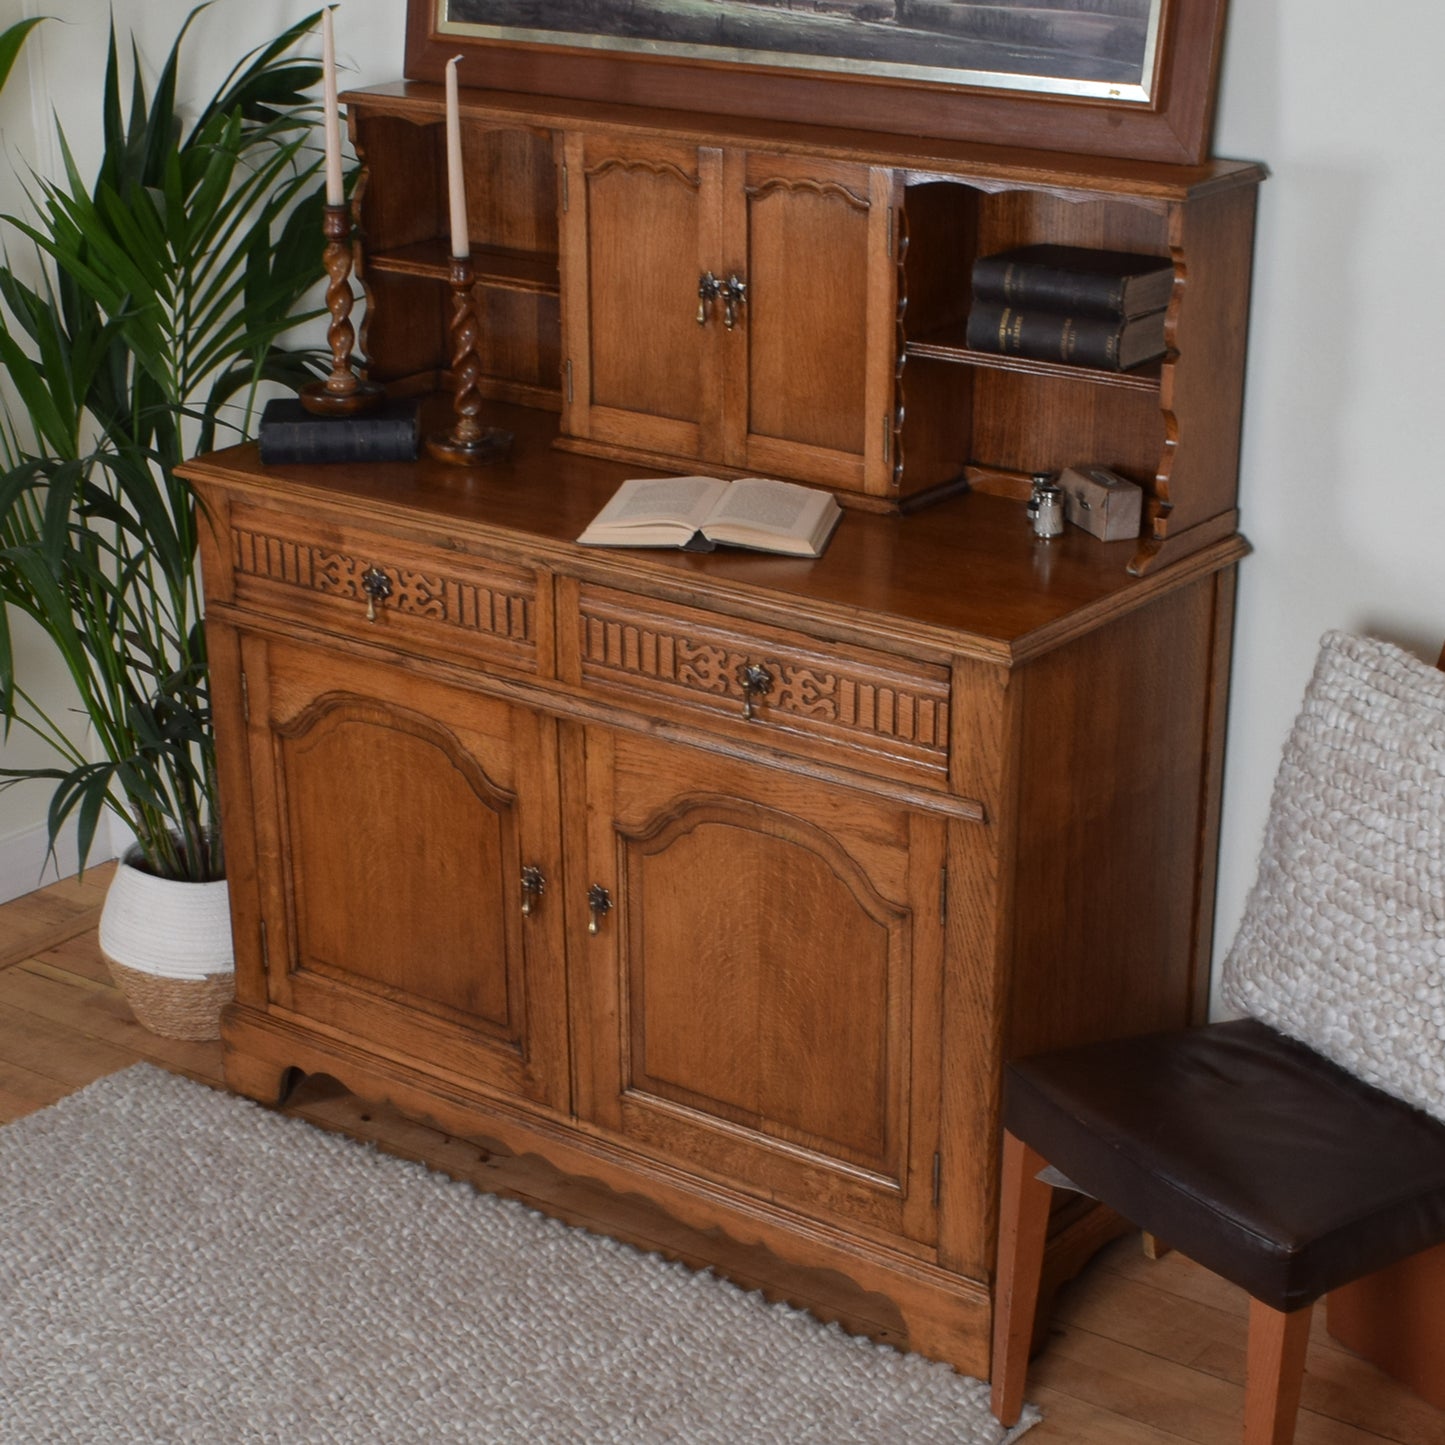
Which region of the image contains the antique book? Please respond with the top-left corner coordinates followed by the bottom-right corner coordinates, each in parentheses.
top-left (578, 475), bottom-right (841, 557)
top-left (257, 396), bottom-right (420, 464)
top-left (965, 302), bottom-right (1167, 371)
top-left (970, 245), bottom-right (1174, 321)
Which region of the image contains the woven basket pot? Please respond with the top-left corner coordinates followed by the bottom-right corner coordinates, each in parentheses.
top-left (98, 858), bottom-right (234, 1041)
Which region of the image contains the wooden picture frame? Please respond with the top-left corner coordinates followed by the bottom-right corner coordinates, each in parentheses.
top-left (404, 0), bottom-right (1232, 164)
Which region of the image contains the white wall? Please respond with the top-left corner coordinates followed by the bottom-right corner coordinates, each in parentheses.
top-left (2, 0), bottom-right (1443, 1010)
top-left (1210, 0), bottom-right (1445, 1005)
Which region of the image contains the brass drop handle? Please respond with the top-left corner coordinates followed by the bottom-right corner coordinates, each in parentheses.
top-left (696, 271), bottom-right (720, 326)
top-left (721, 273), bottom-right (747, 331)
top-left (587, 883), bottom-right (613, 935)
top-left (737, 662), bottom-right (774, 721)
top-left (520, 865), bottom-right (545, 917)
top-left (360, 566), bottom-right (393, 623)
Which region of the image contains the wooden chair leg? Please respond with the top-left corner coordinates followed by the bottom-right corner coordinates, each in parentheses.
top-left (990, 1130), bottom-right (1054, 1428)
top-left (1243, 1297), bottom-right (1313, 1445)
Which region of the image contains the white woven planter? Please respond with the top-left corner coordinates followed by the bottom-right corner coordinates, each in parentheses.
top-left (99, 859), bottom-right (234, 1040)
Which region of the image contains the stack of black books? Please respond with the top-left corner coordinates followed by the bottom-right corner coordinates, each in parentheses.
top-left (964, 245), bottom-right (1173, 372)
top-left (257, 395), bottom-right (420, 465)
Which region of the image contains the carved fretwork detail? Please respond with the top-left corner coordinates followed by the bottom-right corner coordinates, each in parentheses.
top-left (578, 600), bottom-right (950, 769)
top-left (231, 528), bottom-right (533, 642)
top-left (745, 177), bottom-right (871, 211)
top-left (891, 205), bottom-right (910, 491)
top-left (587, 157), bottom-right (701, 189)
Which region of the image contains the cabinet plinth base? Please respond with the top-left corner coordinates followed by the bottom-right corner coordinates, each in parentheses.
top-left (221, 1002), bottom-right (998, 1376)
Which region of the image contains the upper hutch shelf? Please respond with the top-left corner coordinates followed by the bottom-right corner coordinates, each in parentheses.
top-left (342, 81), bottom-right (1263, 576)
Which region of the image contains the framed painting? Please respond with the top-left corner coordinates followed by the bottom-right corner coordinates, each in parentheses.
top-left (404, 0), bottom-right (1233, 164)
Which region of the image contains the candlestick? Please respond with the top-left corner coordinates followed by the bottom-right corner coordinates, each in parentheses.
top-left (425, 255), bottom-right (512, 465)
top-left (322, 8), bottom-right (343, 208)
top-left (300, 203), bottom-right (383, 416)
top-left (445, 55), bottom-right (469, 259)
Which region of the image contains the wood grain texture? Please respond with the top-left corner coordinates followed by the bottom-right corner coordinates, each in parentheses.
top-left (1244, 1301), bottom-right (1314, 1445)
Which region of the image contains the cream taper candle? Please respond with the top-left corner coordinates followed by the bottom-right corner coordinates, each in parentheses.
top-left (322, 8), bottom-right (344, 207)
top-left (445, 55), bottom-right (469, 259)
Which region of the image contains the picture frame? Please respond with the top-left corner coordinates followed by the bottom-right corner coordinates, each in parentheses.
top-left (403, 0), bottom-right (1233, 164)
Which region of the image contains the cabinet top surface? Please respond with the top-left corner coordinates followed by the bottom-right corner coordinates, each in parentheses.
top-left (343, 82), bottom-right (1267, 202)
top-left (182, 402), bottom-right (1242, 663)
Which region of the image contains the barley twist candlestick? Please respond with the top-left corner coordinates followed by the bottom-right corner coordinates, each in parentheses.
top-left (426, 255), bottom-right (513, 466)
top-left (300, 203), bottom-right (383, 416)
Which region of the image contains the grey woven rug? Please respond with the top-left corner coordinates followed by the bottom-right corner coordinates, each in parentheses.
top-left (0, 1065), bottom-right (1038, 1443)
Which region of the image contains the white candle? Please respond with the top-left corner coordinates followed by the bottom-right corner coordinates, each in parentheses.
top-left (322, 8), bottom-right (344, 207)
top-left (445, 55), bottom-right (469, 259)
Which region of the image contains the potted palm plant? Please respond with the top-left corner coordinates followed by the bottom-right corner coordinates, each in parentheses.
top-left (0, 6), bottom-right (332, 1037)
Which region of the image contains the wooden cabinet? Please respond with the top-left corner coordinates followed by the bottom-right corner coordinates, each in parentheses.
top-left (571, 726), bottom-right (946, 1247)
top-left (339, 84), bottom-right (1261, 554)
top-left (559, 132), bottom-right (900, 496)
top-left (187, 417), bottom-right (1245, 1374)
top-left (182, 82), bottom-right (1262, 1382)
top-left (230, 632), bottom-right (570, 1113)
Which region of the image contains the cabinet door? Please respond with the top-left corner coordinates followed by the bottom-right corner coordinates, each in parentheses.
top-left (570, 728), bottom-right (944, 1246)
top-left (239, 634), bottom-right (569, 1112)
top-left (727, 154), bottom-right (901, 494)
top-left (561, 131), bottom-right (725, 462)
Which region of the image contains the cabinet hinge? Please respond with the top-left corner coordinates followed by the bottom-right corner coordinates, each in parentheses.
top-left (259, 918), bottom-right (270, 970)
top-left (939, 863), bottom-right (948, 924)
top-left (564, 357), bottom-right (574, 404)
top-left (561, 162), bottom-right (569, 213)
top-left (239, 669), bottom-right (250, 723)
top-left (887, 205), bottom-right (894, 259)
top-left (933, 1151), bottom-right (942, 1206)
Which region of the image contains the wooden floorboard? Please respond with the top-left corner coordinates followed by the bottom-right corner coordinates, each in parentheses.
top-left (0, 872), bottom-right (1441, 1444)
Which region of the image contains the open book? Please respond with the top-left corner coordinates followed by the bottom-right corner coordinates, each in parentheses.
top-left (577, 475), bottom-right (841, 558)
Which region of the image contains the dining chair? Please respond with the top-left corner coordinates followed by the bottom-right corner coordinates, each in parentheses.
top-left (989, 630), bottom-right (1445, 1445)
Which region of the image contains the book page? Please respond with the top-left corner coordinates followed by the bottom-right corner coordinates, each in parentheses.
top-left (589, 476), bottom-right (728, 531)
top-left (705, 478), bottom-right (816, 533)
top-left (701, 478), bottom-right (839, 555)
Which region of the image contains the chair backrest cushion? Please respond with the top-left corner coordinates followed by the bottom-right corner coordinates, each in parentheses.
top-left (1223, 630), bottom-right (1445, 1124)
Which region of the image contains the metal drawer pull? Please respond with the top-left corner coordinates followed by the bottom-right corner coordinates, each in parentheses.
top-left (587, 884), bottom-right (613, 935)
top-left (696, 271), bottom-right (720, 325)
top-left (737, 662), bottom-right (774, 721)
top-left (520, 866), bottom-right (545, 917)
top-left (721, 273), bottom-right (747, 331)
top-left (360, 566), bottom-right (393, 622)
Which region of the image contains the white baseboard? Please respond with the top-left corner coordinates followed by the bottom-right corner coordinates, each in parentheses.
top-left (0, 818), bottom-right (112, 905)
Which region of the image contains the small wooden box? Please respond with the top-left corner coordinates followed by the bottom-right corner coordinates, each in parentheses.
top-left (1060, 466), bottom-right (1143, 541)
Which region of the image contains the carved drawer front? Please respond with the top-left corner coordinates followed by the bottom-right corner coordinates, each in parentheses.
top-left (570, 584), bottom-right (950, 783)
top-left (229, 508), bottom-right (539, 674)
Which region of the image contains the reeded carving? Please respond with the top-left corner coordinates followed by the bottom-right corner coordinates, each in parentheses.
top-left (232, 528), bottom-right (533, 642)
top-left (578, 599), bottom-right (950, 766)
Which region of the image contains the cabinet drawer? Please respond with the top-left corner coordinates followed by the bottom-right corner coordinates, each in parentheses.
top-left (568, 584), bottom-right (950, 783)
top-left (228, 509), bottom-right (540, 675)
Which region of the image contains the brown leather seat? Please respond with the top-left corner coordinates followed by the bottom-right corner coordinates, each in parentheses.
top-left (991, 1019), bottom-right (1445, 1442)
top-left (1006, 1017), bottom-right (1445, 1308)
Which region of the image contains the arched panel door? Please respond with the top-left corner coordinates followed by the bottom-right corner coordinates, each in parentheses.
top-left (572, 728), bottom-right (946, 1247)
top-left (240, 634), bottom-right (568, 1112)
top-left (560, 131), bottom-right (724, 462)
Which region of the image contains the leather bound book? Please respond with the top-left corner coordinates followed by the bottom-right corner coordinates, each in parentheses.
top-left (965, 302), bottom-right (1167, 372)
top-left (258, 396), bottom-right (420, 464)
top-left (970, 245), bottom-right (1174, 321)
